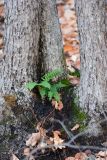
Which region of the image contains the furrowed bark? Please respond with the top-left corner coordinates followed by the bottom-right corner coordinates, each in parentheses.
top-left (0, 0), bottom-right (65, 111)
top-left (0, 0), bottom-right (65, 157)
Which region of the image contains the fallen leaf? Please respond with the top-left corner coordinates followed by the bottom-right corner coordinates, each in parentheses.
top-left (26, 126), bottom-right (46, 147)
top-left (39, 127), bottom-right (46, 137)
top-left (65, 157), bottom-right (75, 160)
top-left (46, 139), bottom-right (54, 145)
top-left (52, 99), bottom-right (58, 108)
top-left (11, 154), bottom-right (19, 160)
top-left (97, 151), bottom-right (107, 157)
top-left (52, 100), bottom-right (63, 111)
top-left (64, 45), bottom-right (77, 52)
top-left (71, 124), bottom-right (80, 131)
top-left (26, 132), bottom-right (41, 147)
top-left (75, 152), bottom-right (87, 160)
top-left (50, 130), bottom-right (65, 149)
top-left (23, 147), bottom-right (30, 156)
top-left (57, 101), bottom-right (63, 110)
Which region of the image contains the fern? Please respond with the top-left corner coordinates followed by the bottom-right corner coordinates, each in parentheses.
top-left (25, 82), bottom-right (38, 91)
top-left (25, 69), bottom-right (69, 102)
top-left (42, 69), bottom-right (63, 81)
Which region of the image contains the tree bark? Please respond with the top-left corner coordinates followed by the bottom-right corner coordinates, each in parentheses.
top-left (0, 0), bottom-right (65, 155)
top-left (0, 0), bottom-right (65, 113)
top-left (75, 0), bottom-right (107, 134)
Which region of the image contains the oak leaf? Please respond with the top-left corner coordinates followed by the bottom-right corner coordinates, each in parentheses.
top-left (26, 127), bottom-right (46, 147)
top-left (50, 131), bottom-right (65, 149)
top-left (26, 132), bottom-right (41, 147)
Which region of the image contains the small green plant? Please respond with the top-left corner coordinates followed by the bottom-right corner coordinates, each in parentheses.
top-left (25, 69), bottom-right (70, 102)
top-left (69, 68), bottom-right (80, 78)
top-left (71, 97), bottom-right (88, 131)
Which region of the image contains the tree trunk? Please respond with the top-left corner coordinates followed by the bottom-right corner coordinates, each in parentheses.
top-left (75, 0), bottom-right (107, 135)
top-left (0, 0), bottom-right (65, 112)
top-left (1, 0), bottom-right (64, 90)
top-left (0, 0), bottom-right (65, 156)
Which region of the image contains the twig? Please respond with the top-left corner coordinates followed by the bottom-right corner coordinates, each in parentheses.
top-left (68, 130), bottom-right (88, 144)
top-left (50, 118), bottom-right (74, 138)
top-left (50, 118), bottom-right (82, 152)
top-left (29, 143), bottom-right (107, 157)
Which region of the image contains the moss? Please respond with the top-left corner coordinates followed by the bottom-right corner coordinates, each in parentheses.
top-left (71, 97), bottom-right (88, 131)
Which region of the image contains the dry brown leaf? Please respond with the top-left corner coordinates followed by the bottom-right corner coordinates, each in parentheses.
top-left (39, 127), bottom-right (46, 137)
top-left (26, 132), bottom-right (41, 147)
top-left (71, 124), bottom-right (80, 131)
top-left (97, 151), bottom-right (107, 157)
top-left (64, 45), bottom-right (76, 52)
top-left (46, 139), bottom-right (54, 145)
top-left (26, 127), bottom-right (46, 147)
top-left (57, 0), bottom-right (80, 75)
top-left (23, 147), bottom-right (30, 156)
top-left (75, 152), bottom-right (87, 160)
top-left (51, 131), bottom-right (65, 149)
top-left (52, 100), bottom-right (63, 111)
top-left (52, 100), bottom-right (58, 108)
top-left (65, 157), bottom-right (75, 160)
top-left (57, 101), bottom-right (63, 111)
top-left (11, 154), bottom-right (19, 160)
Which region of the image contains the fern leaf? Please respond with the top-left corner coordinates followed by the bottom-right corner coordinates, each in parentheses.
top-left (42, 69), bottom-right (63, 81)
top-left (25, 82), bottom-right (38, 91)
top-left (55, 82), bottom-right (67, 89)
top-left (53, 92), bottom-right (60, 101)
top-left (39, 81), bottom-right (51, 89)
top-left (48, 91), bottom-right (54, 100)
top-left (39, 88), bottom-right (48, 98)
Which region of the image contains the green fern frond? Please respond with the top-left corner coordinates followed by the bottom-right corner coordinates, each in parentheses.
top-left (25, 69), bottom-right (69, 102)
top-left (42, 69), bottom-right (63, 82)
